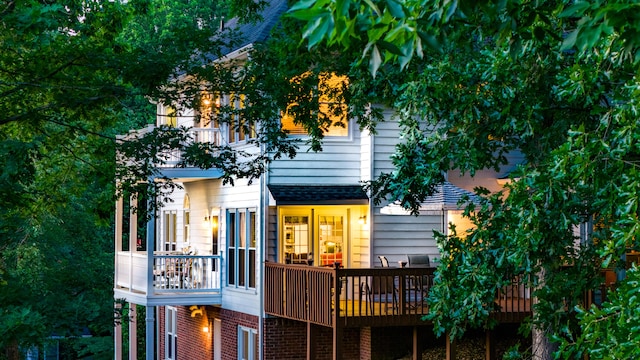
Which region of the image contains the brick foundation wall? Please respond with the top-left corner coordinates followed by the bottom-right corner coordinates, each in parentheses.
top-left (360, 327), bottom-right (371, 360)
top-left (262, 318), bottom-right (361, 360)
top-left (263, 318), bottom-right (307, 360)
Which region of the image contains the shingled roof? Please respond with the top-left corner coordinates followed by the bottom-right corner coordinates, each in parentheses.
top-left (268, 185), bottom-right (369, 205)
top-left (230, 0), bottom-right (287, 48)
top-left (381, 182), bottom-right (480, 214)
top-left (214, 0), bottom-right (288, 57)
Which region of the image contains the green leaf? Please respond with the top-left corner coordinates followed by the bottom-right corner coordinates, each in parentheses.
top-left (559, 1), bottom-right (592, 18)
top-left (289, 0), bottom-right (320, 12)
top-left (377, 39), bottom-right (404, 56)
top-left (385, 0), bottom-right (405, 19)
top-left (418, 31), bottom-right (441, 52)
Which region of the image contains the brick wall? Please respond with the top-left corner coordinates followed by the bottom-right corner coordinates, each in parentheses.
top-left (218, 308), bottom-right (259, 360)
top-left (157, 305), bottom-right (213, 360)
top-left (360, 327), bottom-right (371, 360)
top-left (262, 318), bottom-right (362, 360)
top-left (263, 318), bottom-right (306, 360)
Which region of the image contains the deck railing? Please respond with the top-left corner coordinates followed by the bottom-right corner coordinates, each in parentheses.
top-left (264, 262), bottom-right (535, 328)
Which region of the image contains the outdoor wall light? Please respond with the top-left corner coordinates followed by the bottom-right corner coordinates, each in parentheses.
top-left (202, 93), bottom-right (212, 106)
top-left (358, 216), bottom-right (367, 225)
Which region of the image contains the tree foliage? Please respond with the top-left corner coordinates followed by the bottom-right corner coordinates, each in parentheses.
top-left (0, 0), bottom-right (265, 357)
top-left (291, 0), bottom-right (640, 357)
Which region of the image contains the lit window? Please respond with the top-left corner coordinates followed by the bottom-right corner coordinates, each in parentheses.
top-left (163, 105), bottom-right (177, 127)
top-left (227, 94), bottom-right (256, 143)
top-left (199, 93), bottom-right (220, 128)
top-left (281, 72), bottom-right (349, 137)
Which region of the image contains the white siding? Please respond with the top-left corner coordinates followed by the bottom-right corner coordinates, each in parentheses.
top-left (369, 110), bottom-right (445, 264)
top-left (372, 211), bottom-right (443, 266)
top-left (269, 132), bottom-right (362, 185)
top-left (183, 178), bottom-right (263, 315)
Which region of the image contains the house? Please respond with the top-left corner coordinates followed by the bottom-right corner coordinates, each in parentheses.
top-left (113, 1), bottom-right (535, 359)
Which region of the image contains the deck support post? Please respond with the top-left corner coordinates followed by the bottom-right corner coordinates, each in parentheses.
top-left (114, 302), bottom-right (122, 360)
top-left (446, 332), bottom-right (456, 360)
top-left (485, 329), bottom-right (495, 360)
top-left (307, 322), bottom-right (316, 360)
top-left (412, 326), bottom-right (422, 360)
top-left (333, 325), bottom-right (343, 360)
top-left (145, 306), bottom-right (155, 360)
top-left (129, 303), bottom-right (137, 360)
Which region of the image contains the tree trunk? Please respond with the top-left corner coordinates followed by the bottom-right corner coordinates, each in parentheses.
top-left (532, 267), bottom-right (557, 360)
top-left (532, 326), bottom-right (557, 360)
top-left (3, 339), bottom-right (20, 360)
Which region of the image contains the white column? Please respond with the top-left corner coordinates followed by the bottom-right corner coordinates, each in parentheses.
top-left (129, 303), bottom-right (137, 360)
top-left (146, 306), bottom-right (155, 360)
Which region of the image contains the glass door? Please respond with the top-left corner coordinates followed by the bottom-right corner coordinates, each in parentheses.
top-left (283, 215), bottom-right (310, 264)
top-left (318, 215), bottom-right (344, 267)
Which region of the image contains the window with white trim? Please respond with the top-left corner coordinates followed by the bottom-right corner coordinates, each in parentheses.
top-left (238, 326), bottom-right (258, 360)
top-left (163, 210), bottom-right (177, 251)
top-left (165, 307), bottom-right (177, 360)
top-left (160, 105), bottom-right (177, 127)
top-left (227, 93), bottom-right (256, 143)
top-left (227, 209), bottom-right (257, 288)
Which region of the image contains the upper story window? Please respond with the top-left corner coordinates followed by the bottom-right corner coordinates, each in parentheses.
top-left (198, 93), bottom-right (220, 129)
top-left (281, 72), bottom-right (349, 137)
top-left (160, 105), bottom-right (177, 127)
top-left (227, 208), bottom-right (257, 289)
top-left (227, 93), bottom-right (256, 143)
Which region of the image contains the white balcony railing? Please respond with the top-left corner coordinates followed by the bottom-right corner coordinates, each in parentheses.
top-left (160, 127), bottom-right (223, 167)
top-left (153, 254), bottom-right (221, 291)
top-left (115, 252), bottom-right (222, 306)
top-left (119, 125), bottom-right (223, 168)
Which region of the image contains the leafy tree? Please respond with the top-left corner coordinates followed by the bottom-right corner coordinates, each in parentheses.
top-left (0, 0), bottom-right (266, 358)
top-left (290, 0), bottom-right (640, 358)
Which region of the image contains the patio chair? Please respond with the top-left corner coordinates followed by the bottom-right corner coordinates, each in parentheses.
top-left (407, 254), bottom-right (430, 268)
top-left (406, 255), bottom-right (432, 308)
top-left (378, 255), bottom-right (389, 267)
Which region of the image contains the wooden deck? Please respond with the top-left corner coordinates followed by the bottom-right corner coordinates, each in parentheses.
top-left (264, 263), bottom-right (533, 329)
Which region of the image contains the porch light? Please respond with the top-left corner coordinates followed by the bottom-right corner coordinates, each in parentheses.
top-left (358, 216), bottom-right (367, 225)
top-left (203, 325), bottom-right (210, 333)
top-left (211, 216), bottom-right (218, 229)
top-left (202, 93), bottom-right (212, 106)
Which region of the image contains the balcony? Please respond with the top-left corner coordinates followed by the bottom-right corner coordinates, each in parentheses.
top-left (264, 263), bottom-right (533, 329)
top-left (118, 125), bottom-right (224, 179)
top-left (114, 252), bottom-right (222, 306)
